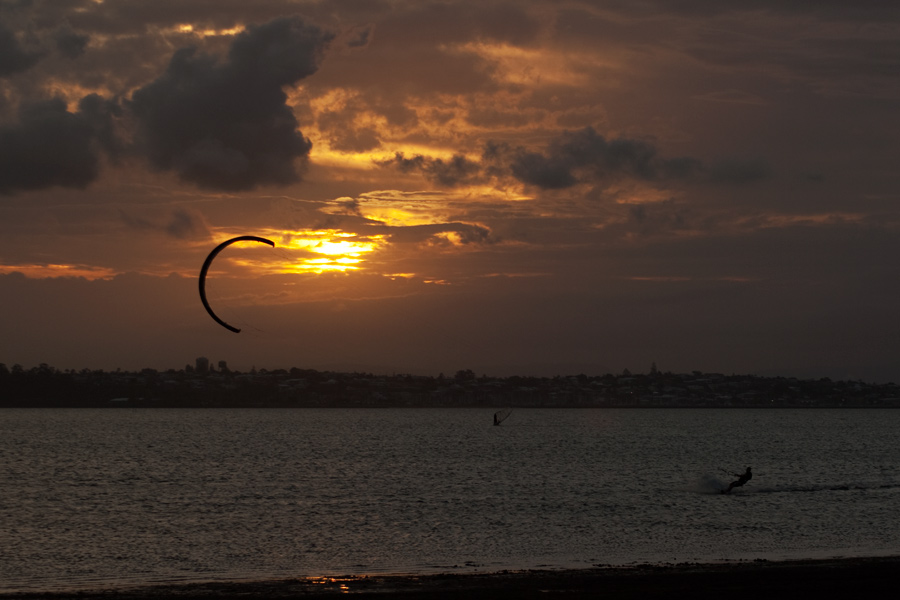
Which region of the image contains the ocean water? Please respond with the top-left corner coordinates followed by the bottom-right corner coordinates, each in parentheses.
top-left (1, 408), bottom-right (899, 592)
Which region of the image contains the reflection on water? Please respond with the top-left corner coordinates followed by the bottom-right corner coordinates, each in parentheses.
top-left (1, 408), bottom-right (899, 592)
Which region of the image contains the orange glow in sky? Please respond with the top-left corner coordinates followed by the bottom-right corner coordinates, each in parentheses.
top-left (449, 41), bottom-right (620, 88)
top-left (173, 23), bottom-right (245, 37)
top-left (260, 229), bottom-right (387, 274)
top-left (0, 263), bottom-right (118, 280)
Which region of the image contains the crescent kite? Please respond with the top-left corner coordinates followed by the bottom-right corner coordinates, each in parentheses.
top-left (198, 235), bottom-right (275, 333)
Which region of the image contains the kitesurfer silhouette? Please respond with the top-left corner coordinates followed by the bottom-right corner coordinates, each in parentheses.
top-left (723, 467), bottom-right (752, 494)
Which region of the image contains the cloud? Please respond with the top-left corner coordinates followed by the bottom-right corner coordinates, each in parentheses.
top-left (504, 128), bottom-right (694, 189)
top-left (120, 208), bottom-right (210, 240)
top-left (380, 127), bottom-right (766, 191)
top-left (316, 95), bottom-right (383, 152)
top-left (129, 16), bottom-right (333, 191)
top-left (345, 25), bottom-right (373, 48)
top-left (0, 96), bottom-right (119, 195)
top-left (380, 221), bottom-right (493, 246)
top-left (0, 15), bottom-right (90, 75)
top-left (0, 24), bottom-right (41, 77)
top-left (53, 25), bottom-right (90, 59)
top-left (379, 152), bottom-right (483, 187)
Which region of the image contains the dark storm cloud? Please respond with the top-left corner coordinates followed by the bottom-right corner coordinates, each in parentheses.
top-left (53, 25), bottom-right (89, 59)
top-left (0, 24), bottom-right (41, 77)
top-left (380, 152), bottom-right (483, 187)
top-left (382, 127), bottom-right (764, 191)
top-left (505, 128), bottom-right (691, 189)
top-left (0, 95), bottom-right (119, 195)
top-left (128, 16), bottom-right (333, 191)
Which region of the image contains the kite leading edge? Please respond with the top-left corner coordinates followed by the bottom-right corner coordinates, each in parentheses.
top-left (198, 235), bottom-right (275, 333)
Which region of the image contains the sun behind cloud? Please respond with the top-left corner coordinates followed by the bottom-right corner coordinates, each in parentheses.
top-left (242, 229), bottom-right (388, 274)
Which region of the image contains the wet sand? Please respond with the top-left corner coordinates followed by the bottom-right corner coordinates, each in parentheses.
top-left (1, 556), bottom-right (895, 599)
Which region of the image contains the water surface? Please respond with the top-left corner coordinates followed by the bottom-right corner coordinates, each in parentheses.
top-left (1, 408), bottom-right (898, 592)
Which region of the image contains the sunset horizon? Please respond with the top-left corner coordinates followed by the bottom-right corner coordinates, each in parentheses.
top-left (2, 1), bottom-right (899, 384)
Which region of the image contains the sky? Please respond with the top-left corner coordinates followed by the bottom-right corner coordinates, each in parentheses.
top-left (2, 0), bottom-right (899, 382)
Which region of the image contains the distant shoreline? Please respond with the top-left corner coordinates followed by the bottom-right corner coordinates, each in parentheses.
top-left (3, 365), bottom-right (898, 408)
top-left (2, 556), bottom-right (898, 599)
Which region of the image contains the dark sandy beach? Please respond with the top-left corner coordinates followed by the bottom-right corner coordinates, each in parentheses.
top-left (1, 556), bottom-right (895, 599)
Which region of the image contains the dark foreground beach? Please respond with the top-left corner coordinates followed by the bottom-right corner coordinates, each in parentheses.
top-left (1, 557), bottom-right (896, 599)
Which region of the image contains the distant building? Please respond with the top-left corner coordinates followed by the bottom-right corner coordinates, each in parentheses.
top-left (196, 356), bottom-right (210, 374)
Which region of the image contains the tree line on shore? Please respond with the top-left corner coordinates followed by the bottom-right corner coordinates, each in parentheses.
top-left (2, 362), bottom-right (899, 408)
